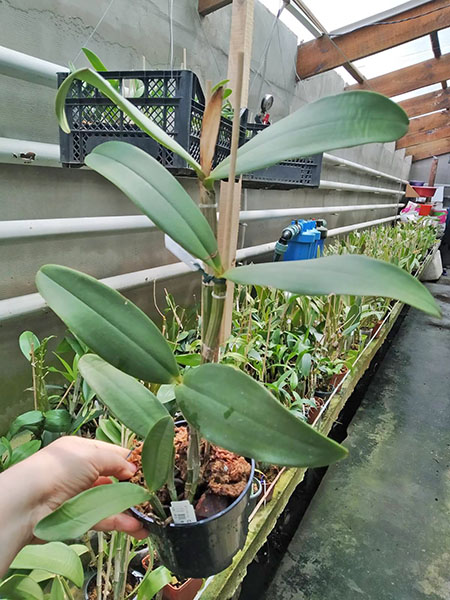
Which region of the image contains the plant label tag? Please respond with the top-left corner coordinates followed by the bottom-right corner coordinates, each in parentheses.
top-left (164, 235), bottom-right (203, 272)
top-left (170, 500), bottom-right (197, 524)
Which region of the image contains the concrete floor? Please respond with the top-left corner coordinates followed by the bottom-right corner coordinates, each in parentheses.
top-left (264, 275), bottom-right (450, 600)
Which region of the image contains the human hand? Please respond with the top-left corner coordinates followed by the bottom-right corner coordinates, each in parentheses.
top-left (0, 436), bottom-right (147, 576)
top-left (29, 436), bottom-right (148, 539)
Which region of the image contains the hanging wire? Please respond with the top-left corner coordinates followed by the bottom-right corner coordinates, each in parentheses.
top-left (250, 0), bottom-right (288, 102)
top-left (71, 0), bottom-right (115, 64)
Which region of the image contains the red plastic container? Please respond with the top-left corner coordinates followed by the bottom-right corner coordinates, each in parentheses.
top-left (411, 186), bottom-right (436, 198)
top-left (419, 204), bottom-right (432, 216)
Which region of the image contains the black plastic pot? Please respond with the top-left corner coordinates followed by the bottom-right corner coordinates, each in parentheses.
top-left (248, 476), bottom-right (263, 514)
top-left (130, 459), bottom-right (255, 578)
top-left (314, 387), bottom-right (335, 401)
top-left (84, 570), bottom-right (143, 600)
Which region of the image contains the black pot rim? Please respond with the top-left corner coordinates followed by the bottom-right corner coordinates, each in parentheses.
top-left (130, 458), bottom-right (255, 529)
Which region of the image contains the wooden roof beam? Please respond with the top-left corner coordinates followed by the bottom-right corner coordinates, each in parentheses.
top-left (399, 88), bottom-right (450, 117)
top-left (405, 137), bottom-right (450, 161)
top-left (346, 53), bottom-right (450, 97)
top-left (198, 0), bottom-right (232, 17)
top-left (296, 0), bottom-right (450, 79)
top-left (397, 123), bottom-right (450, 149)
top-left (407, 110), bottom-right (450, 134)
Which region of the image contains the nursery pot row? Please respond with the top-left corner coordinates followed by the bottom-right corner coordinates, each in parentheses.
top-left (130, 460), bottom-right (256, 578)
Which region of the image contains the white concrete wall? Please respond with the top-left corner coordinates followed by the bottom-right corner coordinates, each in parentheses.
top-left (0, 0), bottom-right (411, 430)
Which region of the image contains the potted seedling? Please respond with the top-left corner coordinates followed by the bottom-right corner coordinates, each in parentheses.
top-left (32, 67), bottom-right (439, 582)
top-left (0, 541), bottom-right (88, 600)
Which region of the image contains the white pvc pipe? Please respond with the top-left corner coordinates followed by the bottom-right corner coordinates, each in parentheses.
top-left (320, 180), bottom-right (404, 195)
top-left (322, 153), bottom-right (408, 185)
top-left (0, 137), bottom-right (60, 168)
top-left (0, 216), bottom-right (401, 322)
top-left (239, 203), bottom-right (403, 222)
top-left (328, 215), bottom-right (399, 236)
top-left (0, 216), bottom-right (155, 241)
top-left (1, 204), bottom-right (403, 241)
top-left (0, 46), bottom-right (67, 88)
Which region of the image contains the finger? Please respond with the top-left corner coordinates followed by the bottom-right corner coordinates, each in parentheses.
top-left (93, 476), bottom-right (113, 487)
top-left (89, 443), bottom-right (137, 480)
top-left (93, 513), bottom-right (148, 539)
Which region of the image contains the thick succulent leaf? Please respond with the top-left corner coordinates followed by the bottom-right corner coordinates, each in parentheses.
top-left (141, 416), bottom-right (174, 492)
top-left (208, 91), bottom-right (409, 181)
top-left (43, 409), bottom-right (72, 433)
top-left (0, 575), bottom-right (43, 600)
top-left (85, 142), bottom-right (221, 273)
top-left (175, 363), bottom-right (347, 468)
top-left (55, 68), bottom-right (202, 175)
top-left (8, 411), bottom-right (44, 439)
top-left (224, 255), bottom-right (440, 317)
top-left (79, 355), bottom-right (169, 439)
top-left (50, 578), bottom-right (65, 600)
top-left (36, 265), bottom-right (179, 383)
top-left (34, 483), bottom-right (150, 541)
top-left (137, 566), bottom-right (172, 600)
top-left (10, 543), bottom-right (83, 587)
top-left (19, 331), bottom-right (40, 361)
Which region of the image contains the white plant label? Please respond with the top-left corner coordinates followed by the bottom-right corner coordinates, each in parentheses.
top-left (164, 235), bottom-right (203, 272)
top-left (170, 500), bottom-right (197, 524)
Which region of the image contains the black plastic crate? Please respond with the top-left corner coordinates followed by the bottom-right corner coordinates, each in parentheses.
top-left (57, 70), bottom-right (245, 173)
top-left (242, 123), bottom-right (322, 190)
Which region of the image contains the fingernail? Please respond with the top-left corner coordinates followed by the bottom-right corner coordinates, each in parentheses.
top-left (127, 462), bottom-right (138, 474)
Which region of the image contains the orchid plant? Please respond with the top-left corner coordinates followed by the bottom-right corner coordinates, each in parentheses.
top-left (31, 68), bottom-right (440, 548)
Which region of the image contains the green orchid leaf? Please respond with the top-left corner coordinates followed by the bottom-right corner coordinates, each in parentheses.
top-left (43, 410), bottom-right (72, 433)
top-left (8, 411), bottom-right (44, 439)
top-left (137, 566), bottom-right (172, 600)
top-left (19, 331), bottom-right (41, 362)
top-left (81, 47), bottom-right (108, 72)
top-left (175, 363), bottom-right (347, 468)
top-left (10, 542), bottom-right (84, 587)
top-left (36, 265), bottom-right (179, 383)
top-left (85, 142), bottom-right (221, 273)
top-left (97, 417), bottom-right (122, 445)
top-left (9, 440), bottom-right (41, 467)
top-left (224, 255), bottom-right (440, 317)
top-left (34, 483), bottom-right (150, 541)
top-left (55, 68), bottom-right (202, 175)
top-left (0, 575), bottom-right (44, 600)
top-left (50, 577), bottom-right (65, 600)
top-left (208, 91), bottom-right (409, 181)
top-left (141, 416), bottom-right (174, 492)
top-left (79, 354), bottom-right (169, 439)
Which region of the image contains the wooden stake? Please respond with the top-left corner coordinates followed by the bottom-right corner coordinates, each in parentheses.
top-left (428, 156), bottom-right (439, 186)
top-left (218, 0), bottom-right (254, 342)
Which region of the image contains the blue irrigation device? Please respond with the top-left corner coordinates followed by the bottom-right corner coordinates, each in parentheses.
top-left (273, 219), bottom-right (328, 262)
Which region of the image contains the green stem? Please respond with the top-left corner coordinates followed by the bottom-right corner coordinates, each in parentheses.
top-left (149, 493), bottom-right (167, 521)
top-left (61, 577), bottom-right (76, 600)
top-left (113, 532), bottom-right (126, 600)
top-left (82, 533), bottom-right (97, 567)
top-left (104, 530), bottom-right (116, 597)
top-left (185, 427), bottom-right (201, 502)
top-left (166, 458), bottom-right (178, 503)
top-left (202, 279), bottom-right (227, 364)
top-left (97, 532), bottom-right (104, 600)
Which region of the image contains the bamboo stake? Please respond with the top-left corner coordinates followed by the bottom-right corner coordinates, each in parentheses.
top-left (218, 0), bottom-right (255, 342)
